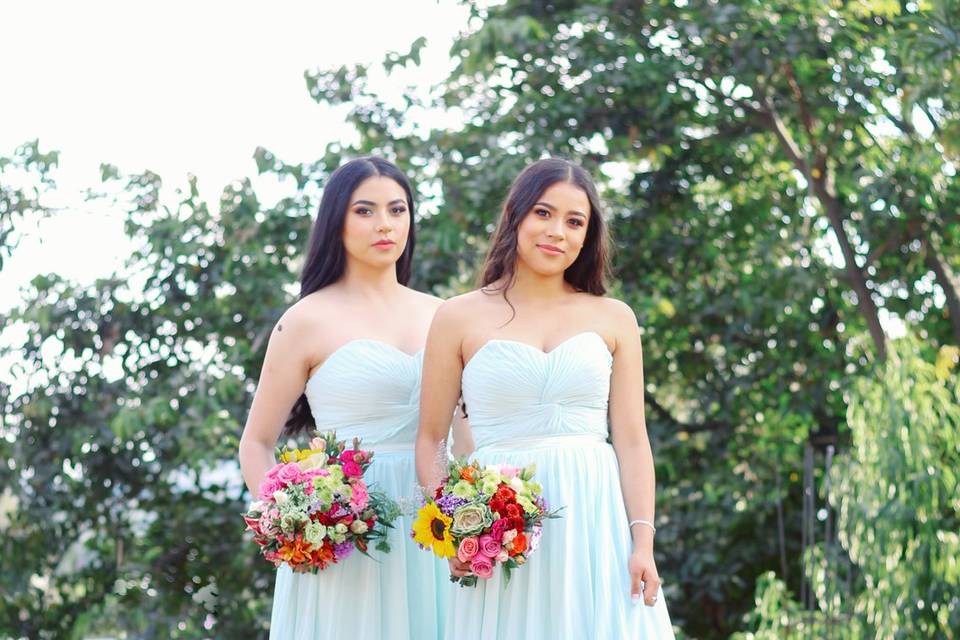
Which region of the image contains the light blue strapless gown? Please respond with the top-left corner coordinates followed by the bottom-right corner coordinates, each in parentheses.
top-left (270, 340), bottom-right (448, 640)
top-left (445, 331), bottom-right (675, 639)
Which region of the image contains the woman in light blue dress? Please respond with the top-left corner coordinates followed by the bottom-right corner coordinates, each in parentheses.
top-left (238, 156), bottom-right (451, 639)
top-left (416, 158), bottom-right (675, 639)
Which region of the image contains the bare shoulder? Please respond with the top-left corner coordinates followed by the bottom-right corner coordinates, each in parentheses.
top-left (404, 286), bottom-right (445, 312)
top-left (578, 294), bottom-right (640, 353)
top-left (598, 296), bottom-right (639, 328)
top-left (431, 289), bottom-right (490, 326)
top-left (275, 291), bottom-right (333, 337)
top-left (440, 289), bottom-right (491, 312)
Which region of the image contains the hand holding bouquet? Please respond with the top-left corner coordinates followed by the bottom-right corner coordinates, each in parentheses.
top-left (411, 458), bottom-right (561, 587)
top-left (243, 431), bottom-right (400, 572)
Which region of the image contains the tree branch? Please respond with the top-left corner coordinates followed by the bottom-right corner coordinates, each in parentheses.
top-left (921, 231), bottom-right (960, 343)
top-left (646, 394), bottom-right (729, 434)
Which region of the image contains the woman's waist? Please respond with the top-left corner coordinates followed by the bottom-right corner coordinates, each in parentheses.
top-left (311, 423), bottom-right (417, 454)
top-left (472, 430), bottom-right (610, 453)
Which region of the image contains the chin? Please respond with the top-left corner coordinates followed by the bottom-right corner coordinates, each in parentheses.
top-left (519, 253), bottom-right (570, 277)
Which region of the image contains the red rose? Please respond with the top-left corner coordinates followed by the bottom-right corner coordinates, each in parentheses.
top-left (505, 503), bottom-right (522, 519)
top-left (494, 485), bottom-right (517, 502)
top-left (489, 498), bottom-right (506, 516)
top-left (511, 516), bottom-right (525, 531)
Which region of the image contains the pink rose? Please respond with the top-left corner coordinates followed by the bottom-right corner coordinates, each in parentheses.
top-left (258, 478), bottom-right (283, 501)
top-left (457, 536), bottom-right (480, 563)
top-left (479, 534), bottom-right (501, 558)
top-left (499, 465), bottom-right (519, 479)
top-left (341, 460), bottom-right (362, 479)
top-left (276, 462), bottom-right (302, 486)
top-left (470, 555), bottom-right (494, 579)
top-left (496, 549), bottom-right (509, 563)
top-left (490, 517), bottom-right (510, 542)
top-left (349, 481), bottom-right (369, 513)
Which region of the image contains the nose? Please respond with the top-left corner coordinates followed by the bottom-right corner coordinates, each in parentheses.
top-left (546, 218), bottom-right (564, 240)
top-left (375, 211), bottom-right (393, 233)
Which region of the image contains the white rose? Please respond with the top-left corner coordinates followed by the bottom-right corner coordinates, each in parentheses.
top-left (298, 452), bottom-right (328, 471)
top-left (502, 529), bottom-right (517, 545)
top-left (272, 490), bottom-right (290, 505)
top-left (350, 520), bottom-right (369, 534)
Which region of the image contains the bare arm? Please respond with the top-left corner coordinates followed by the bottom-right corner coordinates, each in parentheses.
top-left (238, 310), bottom-right (313, 498)
top-left (450, 403), bottom-right (475, 458)
top-left (607, 300), bottom-right (661, 605)
top-left (415, 302), bottom-right (466, 493)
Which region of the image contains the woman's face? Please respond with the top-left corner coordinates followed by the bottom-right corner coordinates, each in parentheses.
top-left (341, 176), bottom-right (411, 271)
top-left (515, 181), bottom-right (591, 277)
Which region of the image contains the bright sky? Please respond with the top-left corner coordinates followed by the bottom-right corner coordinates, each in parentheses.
top-left (0, 0), bottom-right (470, 310)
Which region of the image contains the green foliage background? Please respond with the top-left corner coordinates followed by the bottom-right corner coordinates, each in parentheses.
top-left (1, 1), bottom-right (957, 638)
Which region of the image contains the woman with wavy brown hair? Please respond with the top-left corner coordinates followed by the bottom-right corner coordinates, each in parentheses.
top-left (416, 158), bottom-right (674, 639)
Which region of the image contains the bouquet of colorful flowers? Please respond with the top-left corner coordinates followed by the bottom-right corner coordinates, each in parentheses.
top-left (411, 457), bottom-right (561, 587)
top-left (243, 431), bottom-right (400, 572)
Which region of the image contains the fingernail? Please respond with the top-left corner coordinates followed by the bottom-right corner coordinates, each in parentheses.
top-left (631, 594), bottom-right (640, 604)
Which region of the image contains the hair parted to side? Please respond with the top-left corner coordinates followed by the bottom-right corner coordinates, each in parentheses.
top-left (284, 156), bottom-right (417, 438)
top-left (479, 157), bottom-right (610, 297)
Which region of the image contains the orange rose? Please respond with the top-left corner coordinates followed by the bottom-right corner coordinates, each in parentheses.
top-left (460, 466), bottom-right (477, 482)
top-left (510, 531), bottom-right (527, 556)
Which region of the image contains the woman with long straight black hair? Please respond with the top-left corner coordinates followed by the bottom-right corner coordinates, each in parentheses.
top-left (239, 156), bottom-right (448, 639)
top-left (416, 158), bottom-right (675, 639)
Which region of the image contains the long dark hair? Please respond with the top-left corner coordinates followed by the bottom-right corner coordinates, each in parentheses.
top-left (480, 157), bottom-right (609, 297)
top-left (284, 156), bottom-right (417, 437)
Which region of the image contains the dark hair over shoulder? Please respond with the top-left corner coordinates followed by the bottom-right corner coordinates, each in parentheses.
top-left (479, 157), bottom-right (609, 297)
top-left (284, 156), bottom-right (416, 438)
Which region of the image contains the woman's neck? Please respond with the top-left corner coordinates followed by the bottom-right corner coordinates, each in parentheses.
top-left (501, 261), bottom-right (570, 304)
top-left (338, 260), bottom-right (403, 301)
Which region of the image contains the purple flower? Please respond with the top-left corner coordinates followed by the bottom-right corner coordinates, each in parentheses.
top-left (333, 541), bottom-right (355, 561)
top-left (436, 494), bottom-right (470, 517)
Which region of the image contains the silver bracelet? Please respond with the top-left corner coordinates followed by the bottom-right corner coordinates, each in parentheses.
top-left (628, 518), bottom-right (656, 534)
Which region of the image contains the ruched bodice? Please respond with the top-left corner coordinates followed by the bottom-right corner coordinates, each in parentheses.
top-left (447, 330), bottom-right (674, 640)
top-left (304, 339), bottom-right (423, 449)
top-left (462, 331), bottom-right (612, 448)
top-left (273, 338), bottom-right (447, 640)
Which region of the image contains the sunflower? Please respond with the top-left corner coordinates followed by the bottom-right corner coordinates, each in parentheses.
top-left (411, 502), bottom-right (456, 558)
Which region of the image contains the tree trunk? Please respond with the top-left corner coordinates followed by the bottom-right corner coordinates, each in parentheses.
top-left (810, 177), bottom-right (888, 361)
top-left (760, 102), bottom-right (888, 360)
top-left (922, 231), bottom-right (960, 344)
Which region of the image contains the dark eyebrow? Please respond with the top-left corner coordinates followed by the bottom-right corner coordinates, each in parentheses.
top-left (351, 199), bottom-right (407, 207)
top-left (535, 201), bottom-right (586, 217)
